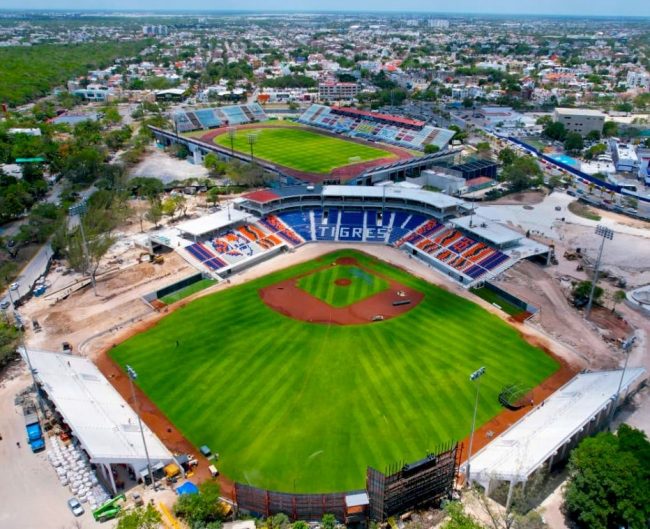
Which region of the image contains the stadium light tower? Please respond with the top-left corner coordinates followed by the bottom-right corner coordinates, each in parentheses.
top-left (466, 366), bottom-right (486, 486)
top-left (228, 126), bottom-right (236, 156)
top-left (585, 225), bottom-right (614, 320)
top-left (247, 133), bottom-right (257, 163)
top-left (126, 365), bottom-right (155, 488)
top-left (606, 336), bottom-right (635, 431)
top-left (69, 201), bottom-right (96, 296)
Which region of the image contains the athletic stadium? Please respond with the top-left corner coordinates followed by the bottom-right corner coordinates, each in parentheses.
top-left (22, 102), bottom-right (645, 523)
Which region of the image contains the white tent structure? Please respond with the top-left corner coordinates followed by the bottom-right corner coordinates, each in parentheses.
top-left (463, 368), bottom-right (647, 508)
top-left (28, 350), bottom-right (181, 493)
top-left (177, 208), bottom-right (250, 239)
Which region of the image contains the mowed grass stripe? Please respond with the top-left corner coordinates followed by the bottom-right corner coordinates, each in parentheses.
top-left (213, 126), bottom-right (394, 174)
top-left (111, 249), bottom-right (559, 492)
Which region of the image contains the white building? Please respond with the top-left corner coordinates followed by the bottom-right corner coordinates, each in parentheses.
top-left (28, 350), bottom-right (181, 494)
top-left (610, 141), bottom-right (640, 172)
top-left (428, 19), bottom-right (450, 29)
top-left (318, 81), bottom-right (358, 102)
top-left (553, 108), bottom-right (605, 136)
top-left (465, 368), bottom-right (647, 508)
top-left (626, 71), bottom-right (650, 90)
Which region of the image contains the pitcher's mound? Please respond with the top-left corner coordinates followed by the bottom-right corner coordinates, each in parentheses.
top-left (335, 278), bottom-right (352, 286)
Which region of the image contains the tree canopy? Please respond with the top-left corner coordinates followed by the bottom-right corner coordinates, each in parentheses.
top-left (500, 155), bottom-right (543, 192)
top-left (564, 425), bottom-right (650, 529)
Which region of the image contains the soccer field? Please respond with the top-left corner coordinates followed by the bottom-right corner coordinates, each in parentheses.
top-left (212, 126), bottom-right (394, 173)
top-left (110, 250), bottom-right (559, 493)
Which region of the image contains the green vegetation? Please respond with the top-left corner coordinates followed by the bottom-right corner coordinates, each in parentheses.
top-left (500, 155), bottom-right (544, 192)
top-left (174, 481), bottom-right (226, 529)
top-left (111, 250), bottom-right (559, 493)
top-left (213, 126), bottom-right (393, 174)
top-left (160, 278), bottom-right (216, 305)
top-left (116, 504), bottom-right (161, 529)
top-left (261, 74), bottom-right (316, 89)
top-left (470, 287), bottom-right (525, 317)
top-left (564, 425), bottom-right (650, 529)
top-left (297, 265), bottom-right (388, 307)
top-left (0, 41), bottom-right (149, 106)
top-left (0, 320), bottom-right (20, 367)
top-left (568, 201), bottom-right (602, 221)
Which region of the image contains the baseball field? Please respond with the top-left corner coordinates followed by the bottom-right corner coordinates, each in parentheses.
top-left (212, 126), bottom-right (394, 174)
top-left (110, 250), bottom-right (559, 493)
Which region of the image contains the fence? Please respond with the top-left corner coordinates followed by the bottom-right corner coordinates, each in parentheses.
top-left (483, 282), bottom-right (538, 315)
top-left (142, 273), bottom-right (205, 304)
top-left (235, 484), bottom-right (362, 521)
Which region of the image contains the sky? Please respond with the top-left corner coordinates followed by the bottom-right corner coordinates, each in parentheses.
top-left (2, 0), bottom-right (650, 17)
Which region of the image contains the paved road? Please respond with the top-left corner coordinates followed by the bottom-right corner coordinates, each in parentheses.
top-left (1, 186), bottom-right (96, 311)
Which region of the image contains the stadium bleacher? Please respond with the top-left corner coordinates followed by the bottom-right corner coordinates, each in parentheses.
top-left (259, 208), bottom-right (510, 282)
top-left (298, 104), bottom-right (454, 151)
top-left (173, 103), bottom-right (268, 132)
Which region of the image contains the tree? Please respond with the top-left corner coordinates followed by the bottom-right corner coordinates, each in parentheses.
top-left (161, 196), bottom-right (178, 219)
top-left (173, 194), bottom-right (188, 218)
top-left (535, 115), bottom-right (553, 126)
top-left (129, 177), bottom-right (164, 200)
top-left (585, 130), bottom-right (601, 142)
top-left (563, 132), bottom-right (584, 153)
top-left (116, 504), bottom-right (161, 529)
top-left (572, 281), bottom-right (603, 307)
top-left (60, 191), bottom-right (128, 293)
top-left (174, 481), bottom-right (226, 528)
top-left (442, 502), bottom-right (484, 529)
top-left (543, 121), bottom-right (567, 141)
top-left (475, 142), bottom-right (491, 153)
top-left (0, 319), bottom-right (20, 367)
top-left (321, 514), bottom-right (337, 529)
top-left (501, 156), bottom-right (543, 192)
top-left (206, 187), bottom-right (221, 208)
top-left (145, 198), bottom-right (163, 228)
top-left (602, 120), bottom-right (618, 137)
top-left (292, 522), bottom-right (309, 529)
top-left (498, 148), bottom-right (516, 167)
top-left (612, 289), bottom-right (626, 312)
top-left (563, 425), bottom-right (650, 529)
top-left (424, 143), bottom-right (440, 154)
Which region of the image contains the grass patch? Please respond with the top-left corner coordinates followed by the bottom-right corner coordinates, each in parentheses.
top-left (470, 287), bottom-right (525, 317)
top-left (159, 278), bottom-right (216, 305)
top-left (110, 250), bottom-right (559, 493)
top-left (213, 126), bottom-right (393, 174)
top-left (568, 200), bottom-right (602, 221)
top-left (296, 265), bottom-right (388, 307)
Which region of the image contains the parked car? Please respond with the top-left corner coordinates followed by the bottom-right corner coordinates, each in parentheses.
top-left (68, 497), bottom-right (84, 517)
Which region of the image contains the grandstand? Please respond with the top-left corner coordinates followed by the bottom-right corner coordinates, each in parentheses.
top-left (172, 103), bottom-right (268, 132)
top-left (298, 104), bottom-right (455, 151)
top-left (151, 186), bottom-right (548, 286)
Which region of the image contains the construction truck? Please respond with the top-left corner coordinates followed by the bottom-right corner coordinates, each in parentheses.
top-left (23, 403), bottom-right (44, 453)
top-left (92, 494), bottom-right (126, 522)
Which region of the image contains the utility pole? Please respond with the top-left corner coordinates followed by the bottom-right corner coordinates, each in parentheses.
top-left (126, 365), bottom-right (155, 489)
top-left (585, 225), bottom-right (614, 320)
top-left (466, 366), bottom-right (486, 486)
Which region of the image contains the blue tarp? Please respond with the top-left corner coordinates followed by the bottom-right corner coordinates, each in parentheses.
top-left (176, 481), bottom-right (199, 496)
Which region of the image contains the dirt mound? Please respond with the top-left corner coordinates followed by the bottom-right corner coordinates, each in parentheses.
top-left (334, 278), bottom-right (352, 286)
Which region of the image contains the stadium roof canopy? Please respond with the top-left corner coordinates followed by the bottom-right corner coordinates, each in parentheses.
top-left (451, 215), bottom-right (524, 246)
top-left (176, 208), bottom-right (250, 238)
top-left (28, 350), bottom-right (176, 473)
top-left (467, 368), bottom-right (647, 488)
top-left (322, 185), bottom-right (465, 210)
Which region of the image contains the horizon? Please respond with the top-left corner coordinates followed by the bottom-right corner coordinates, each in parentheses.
top-left (1, 2), bottom-right (649, 18)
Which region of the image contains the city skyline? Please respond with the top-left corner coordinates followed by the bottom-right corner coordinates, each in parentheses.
top-left (2, 1), bottom-right (650, 17)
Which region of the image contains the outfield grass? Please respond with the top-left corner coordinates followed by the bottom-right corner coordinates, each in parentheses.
top-left (213, 126), bottom-right (394, 174)
top-left (110, 250), bottom-right (559, 493)
top-left (159, 278), bottom-right (216, 305)
top-left (297, 265), bottom-right (388, 307)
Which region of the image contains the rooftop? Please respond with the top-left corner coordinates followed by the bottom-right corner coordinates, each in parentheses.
top-left (554, 107), bottom-right (605, 117)
top-left (322, 184), bottom-right (465, 209)
top-left (468, 368), bottom-right (647, 485)
top-left (451, 215), bottom-right (524, 246)
top-left (28, 350), bottom-right (174, 468)
top-left (176, 208), bottom-right (250, 237)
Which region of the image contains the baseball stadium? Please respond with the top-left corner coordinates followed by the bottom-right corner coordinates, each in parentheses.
top-left (165, 103), bottom-right (456, 184)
